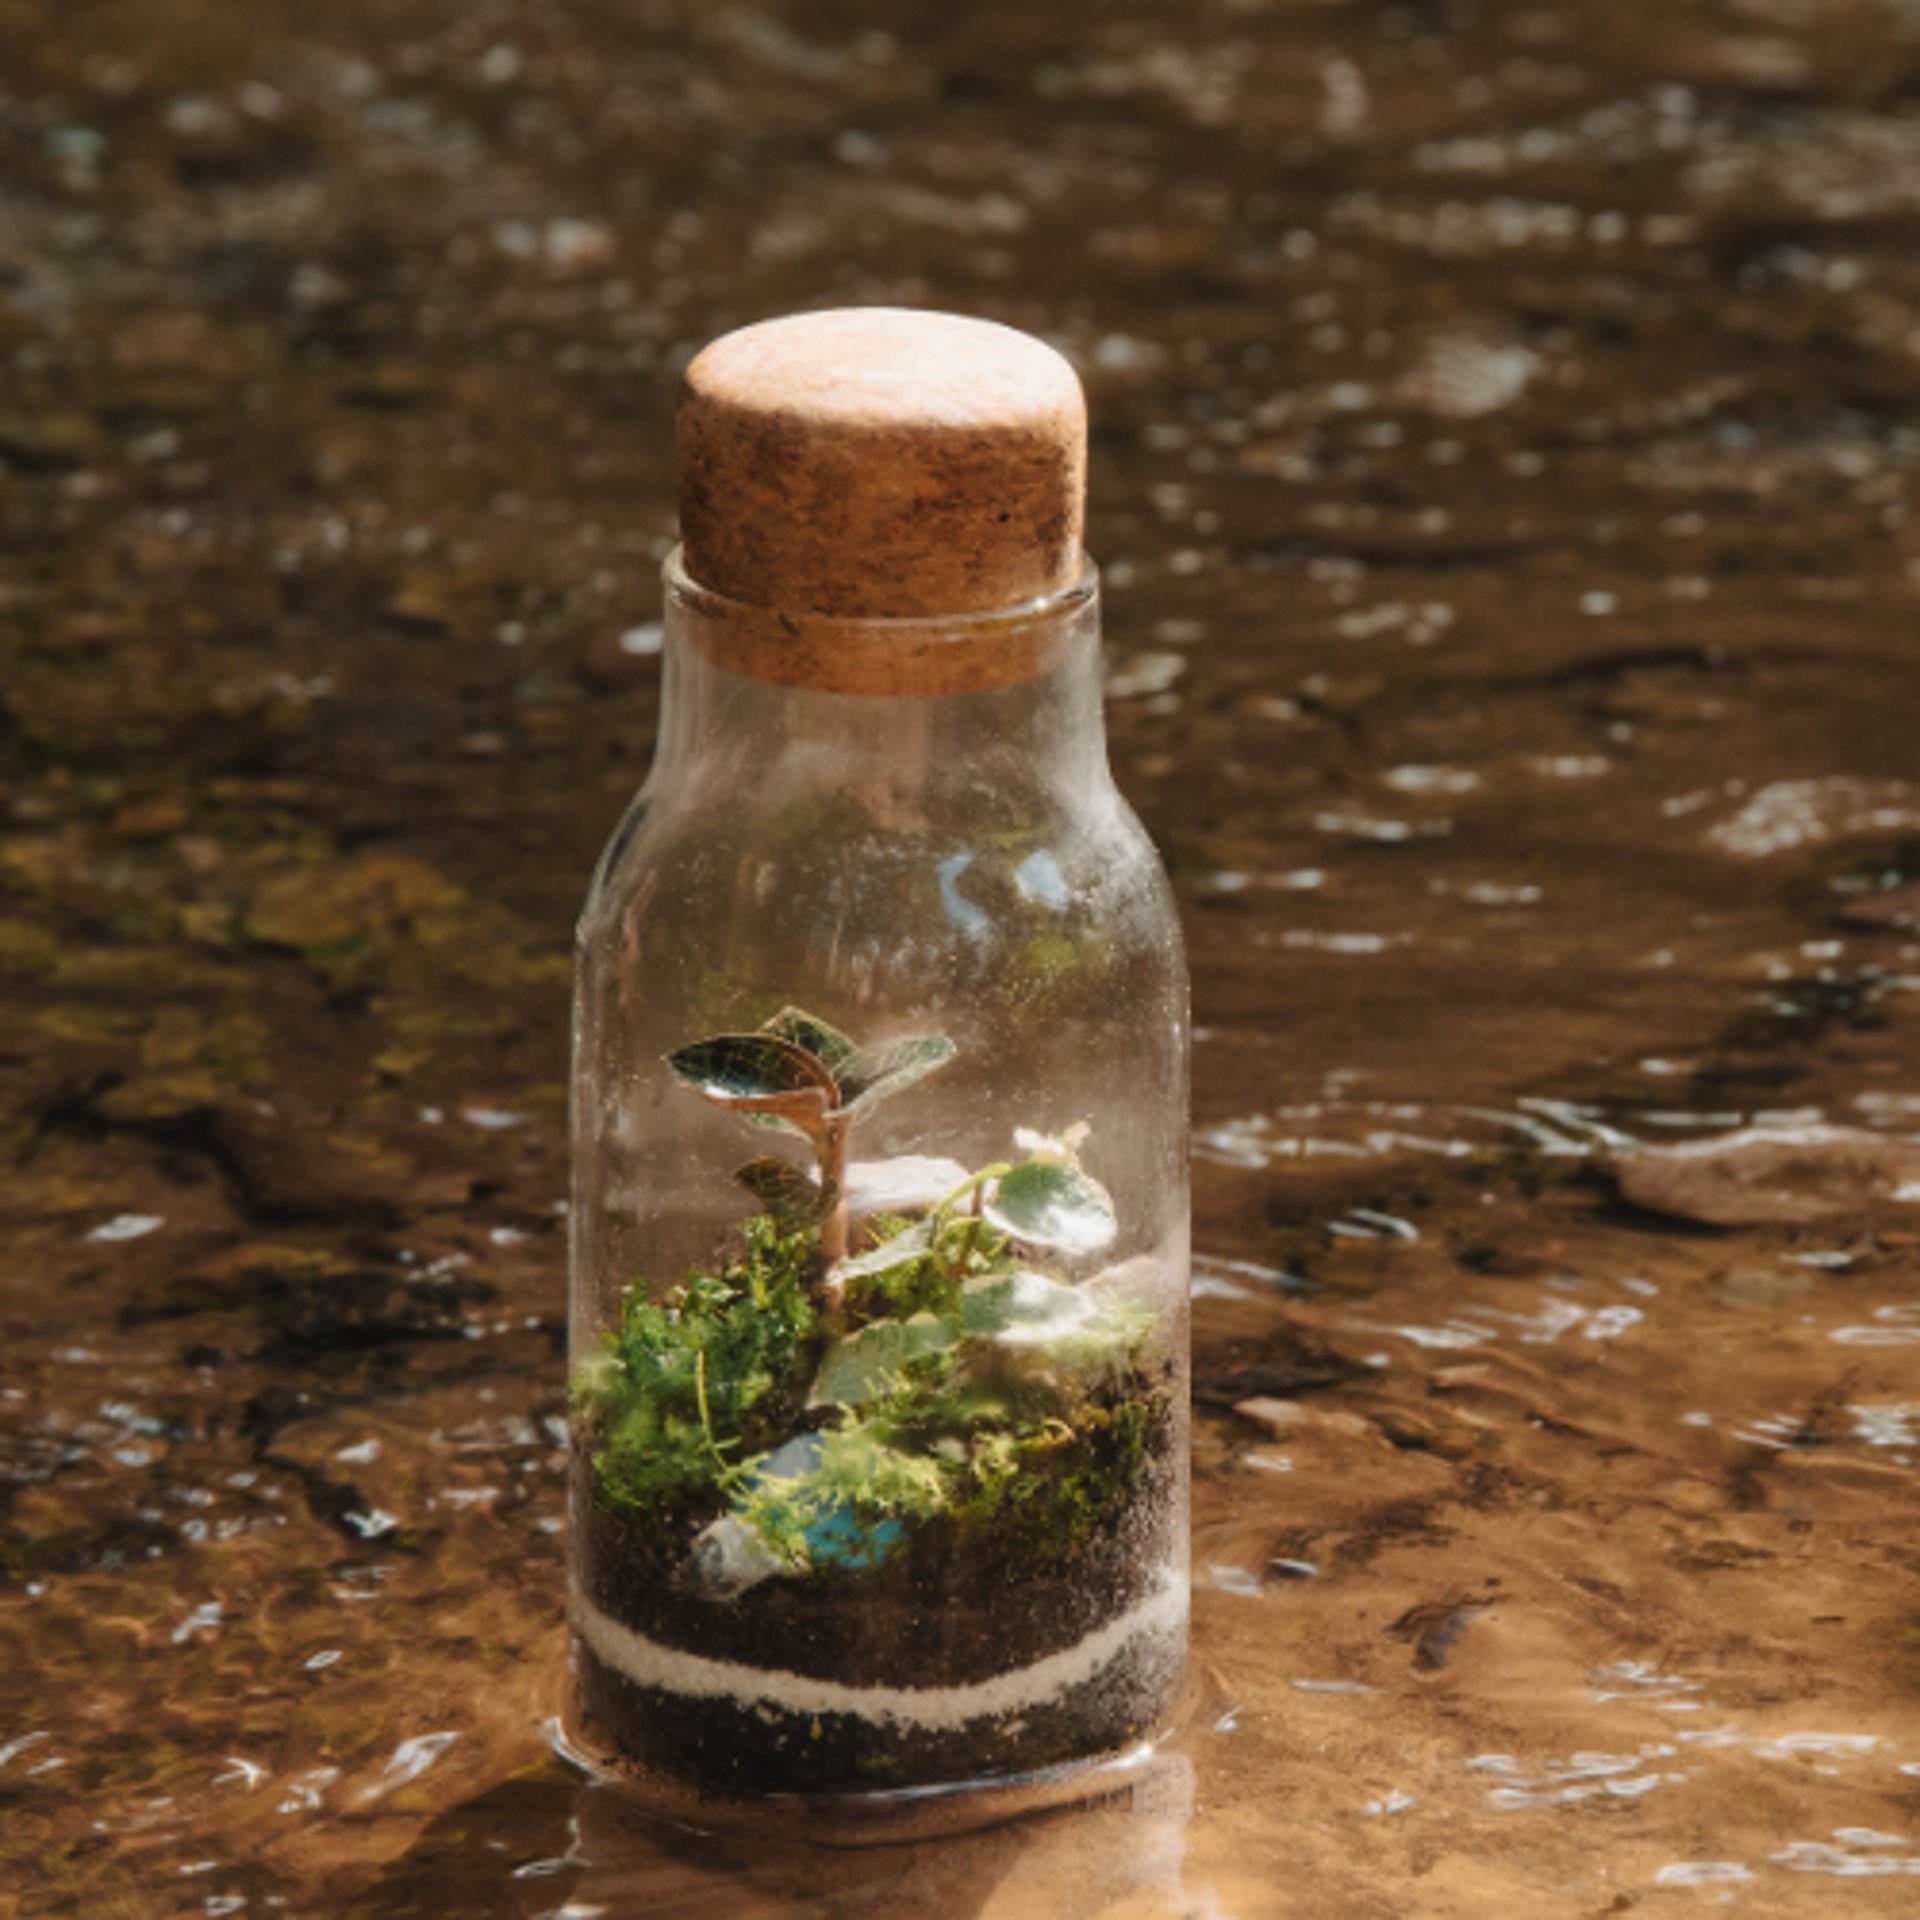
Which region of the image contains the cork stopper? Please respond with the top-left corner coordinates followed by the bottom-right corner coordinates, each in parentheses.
top-left (676, 308), bottom-right (1087, 623)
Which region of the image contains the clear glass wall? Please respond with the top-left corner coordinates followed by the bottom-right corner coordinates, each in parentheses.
top-left (567, 552), bottom-right (1189, 1811)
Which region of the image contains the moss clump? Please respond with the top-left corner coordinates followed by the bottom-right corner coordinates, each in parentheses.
top-left (949, 1390), bottom-right (1166, 1565)
top-left (578, 1207), bottom-right (1164, 1574)
top-left (729, 1420), bottom-right (954, 1568)
top-left (573, 1215), bottom-right (821, 1516)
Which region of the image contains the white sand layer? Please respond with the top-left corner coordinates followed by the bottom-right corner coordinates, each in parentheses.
top-left (571, 1571), bottom-right (1187, 1735)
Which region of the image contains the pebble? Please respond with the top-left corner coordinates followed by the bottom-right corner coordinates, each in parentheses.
top-left (1234, 1397), bottom-right (1376, 1441)
top-left (1613, 1126), bottom-right (1920, 1227)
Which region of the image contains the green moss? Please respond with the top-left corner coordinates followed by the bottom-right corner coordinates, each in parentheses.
top-left (578, 1217), bottom-right (1165, 1569)
top-left (731, 1421), bottom-right (952, 1567)
top-left (0, 917), bottom-right (61, 978)
top-left (576, 1015), bottom-right (1167, 1574)
top-left (914, 1378), bottom-right (1168, 1565)
top-left (574, 1216), bottom-right (822, 1517)
top-left (730, 1340), bottom-right (1167, 1573)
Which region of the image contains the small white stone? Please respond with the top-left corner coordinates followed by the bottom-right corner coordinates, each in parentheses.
top-left (684, 1516), bottom-right (789, 1600)
top-left (87, 1213), bottom-right (163, 1243)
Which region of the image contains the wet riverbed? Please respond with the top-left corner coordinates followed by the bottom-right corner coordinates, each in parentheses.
top-left (6, 0), bottom-right (1920, 1912)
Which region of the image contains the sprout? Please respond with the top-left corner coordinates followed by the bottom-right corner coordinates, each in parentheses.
top-left (666, 1006), bottom-right (954, 1265)
top-left (1013, 1121), bottom-right (1091, 1168)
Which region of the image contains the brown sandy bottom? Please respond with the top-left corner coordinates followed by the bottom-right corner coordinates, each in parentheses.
top-left (1179, 1244), bottom-right (1920, 1917)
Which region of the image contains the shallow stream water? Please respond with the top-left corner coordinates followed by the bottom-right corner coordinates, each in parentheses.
top-left (5, 0), bottom-right (1920, 1912)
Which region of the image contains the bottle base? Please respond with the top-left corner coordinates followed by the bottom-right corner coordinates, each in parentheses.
top-left (549, 1694), bottom-right (1183, 1848)
top-left (560, 1554), bottom-right (1186, 1811)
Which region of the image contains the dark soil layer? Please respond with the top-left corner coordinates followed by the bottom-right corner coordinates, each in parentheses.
top-left (569, 1582), bottom-right (1184, 1799)
top-left (571, 1402), bottom-right (1185, 1689)
top-left (568, 1405), bottom-right (1186, 1792)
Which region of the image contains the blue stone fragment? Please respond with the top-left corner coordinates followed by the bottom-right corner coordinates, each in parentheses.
top-left (740, 1434), bottom-right (904, 1571)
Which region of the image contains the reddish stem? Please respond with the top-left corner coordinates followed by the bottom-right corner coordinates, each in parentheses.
top-left (817, 1113), bottom-right (850, 1267)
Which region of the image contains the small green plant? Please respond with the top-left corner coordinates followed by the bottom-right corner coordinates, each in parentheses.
top-left (577, 1008), bottom-right (1165, 1583)
top-left (666, 1006), bottom-right (957, 1264)
top-left (806, 1188), bottom-right (1146, 1410)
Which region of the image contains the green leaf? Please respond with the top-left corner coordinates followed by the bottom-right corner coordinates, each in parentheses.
top-left (759, 1005), bottom-right (859, 1075)
top-left (732, 1158), bottom-right (836, 1232)
top-left (835, 1034), bottom-right (956, 1116)
top-left (961, 1269), bottom-right (1098, 1344)
top-left (808, 1310), bottom-right (962, 1406)
top-left (960, 1270), bottom-right (1152, 1378)
top-left (666, 1034), bottom-right (838, 1130)
top-left (828, 1215), bottom-right (936, 1283)
top-left (982, 1161), bottom-right (1117, 1255)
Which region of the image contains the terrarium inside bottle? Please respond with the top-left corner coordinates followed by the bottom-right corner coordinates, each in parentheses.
top-left (566, 308), bottom-right (1189, 1823)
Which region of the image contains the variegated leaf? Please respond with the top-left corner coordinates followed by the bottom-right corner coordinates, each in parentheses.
top-left (807, 1311), bottom-right (962, 1407)
top-left (666, 1034), bottom-right (837, 1131)
top-left (835, 1033), bottom-right (956, 1116)
top-left (759, 1005), bottom-right (858, 1075)
top-left (960, 1269), bottom-right (1095, 1343)
top-left (732, 1158), bottom-right (837, 1231)
top-left (982, 1160), bottom-right (1117, 1255)
top-left (828, 1215), bottom-right (936, 1283)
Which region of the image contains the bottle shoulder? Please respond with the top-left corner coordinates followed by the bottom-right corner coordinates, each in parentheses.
top-left (577, 774), bottom-right (1182, 986)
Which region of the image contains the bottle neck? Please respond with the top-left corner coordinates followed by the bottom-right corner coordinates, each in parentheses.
top-left (646, 551), bottom-right (1113, 823)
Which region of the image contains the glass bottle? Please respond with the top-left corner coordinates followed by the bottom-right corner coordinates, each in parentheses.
top-left (565, 309), bottom-right (1189, 1833)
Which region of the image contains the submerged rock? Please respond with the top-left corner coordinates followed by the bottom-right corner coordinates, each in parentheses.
top-left (1612, 1125), bottom-right (1920, 1227)
top-left (1713, 1266), bottom-right (1815, 1310)
top-left (1838, 881), bottom-right (1920, 932)
top-left (280, 1267), bottom-right (492, 1347)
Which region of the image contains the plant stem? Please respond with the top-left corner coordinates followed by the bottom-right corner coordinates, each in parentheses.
top-left (818, 1114), bottom-right (851, 1266)
top-left (694, 1347), bottom-right (726, 1473)
top-left (937, 1161), bottom-right (1011, 1216)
